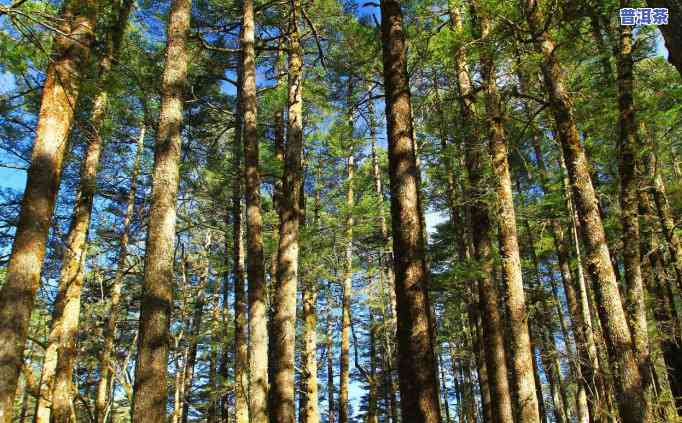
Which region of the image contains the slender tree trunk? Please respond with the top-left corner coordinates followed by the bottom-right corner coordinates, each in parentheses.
top-left (379, 1), bottom-right (442, 421)
top-left (131, 0), bottom-right (191, 419)
top-left (616, 14), bottom-right (655, 421)
top-left (271, 0), bottom-right (304, 419)
top-left (207, 287), bottom-right (220, 423)
top-left (0, 1), bottom-right (96, 419)
top-left (642, 130), bottom-right (682, 296)
top-left (367, 313), bottom-right (379, 423)
top-left (181, 256), bottom-right (210, 423)
top-left (302, 277), bottom-right (320, 423)
top-left (368, 99), bottom-right (399, 423)
top-left (326, 281), bottom-right (336, 423)
top-left (94, 125), bottom-right (145, 423)
top-left (450, 2), bottom-right (514, 422)
top-left (40, 4), bottom-right (135, 421)
top-left (339, 84), bottom-right (355, 423)
top-left (523, 2), bottom-right (646, 421)
top-left (240, 0), bottom-right (268, 420)
top-left (472, 5), bottom-right (541, 422)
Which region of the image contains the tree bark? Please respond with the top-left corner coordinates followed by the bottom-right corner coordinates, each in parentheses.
top-left (302, 276), bottom-right (320, 423)
top-left (472, 4), bottom-right (541, 422)
top-left (339, 83), bottom-right (355, 423)
top-left (131, 0), bottom-right (191, 419)
top-left (523, 2), bottom-right (647, 421)
top-left (47, 5), bottom-right (137, 421)
top-left (0, 1), bottom-right (96, 419)
top-left (450, 2), bottom-right (514, 422)
top-left (379, 1), bottom-right (442, 421)
top-left (232, 61), bottom-right (250, 423)
top-left (95, 125), bottom-right (145, 423)
top-left (616, 14), bottom-right (655, 421)
top-left (271, 0), bottom-right (304, 419)
top-left (240, 0), bottom-right (268, 420)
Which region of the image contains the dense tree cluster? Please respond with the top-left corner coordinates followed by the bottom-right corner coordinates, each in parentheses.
top-left (0, 0), bottom-right (681, 422)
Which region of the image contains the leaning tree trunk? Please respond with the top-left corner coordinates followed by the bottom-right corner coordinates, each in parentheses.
top-left (41, 3), bottom-right (134, 421)
top-left (0, 1), bottom-right (96, 419)
top-left (450, 2), bottom-right (514, 422)
top-left (131, 0), bottom-right (191, 420)
top-left (472, 4), bottom-right (541, 422)
top-left (95, 125), bottom-right (145, 423)
top-left (616, 13), bottom-right (654, 421)
top-left (523, 1), bottom-right (646, 421)
top-left (379, 0), bottom-right (442, 421)
top-left (240, 0), bottom-right (268, 420)
top-left (271, 0), bottom-right (304, 420)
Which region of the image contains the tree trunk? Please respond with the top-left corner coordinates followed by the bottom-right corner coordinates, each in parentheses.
top-left (379, 1), bottom-right (442, 421)
top-left (95, 125), bottom-right (145, 423)
top-left (339, 84), bottom-right (355, 423)
top-left (232, 66), bottom-right (250, 423)
top-left (271, 0), bottom-right (304, 419)
top-left (616, 14), bottom-right (655, 421)
top-left (181, 258), bottom-right (210, 423)
top-left (523, 1), bottom-right (646, 421)
top-left (326, 281), bottom-right (336, 423)
top-left (40, 3), bottom-right (135, 421)
top-left (302, 277), bottom-right (320, 423)
top-left (0, 1), bottom-right (96, 419)
top-left (450, 2), bottom-right (514, 422)
top-left (642, 131), bottom-right (682, 296)
top-left (131, 0), bottom-right (191, 419)
top-left (472, 5), bottom-right (541, 422)
top-left (240, 0), bottom-right (268, 419)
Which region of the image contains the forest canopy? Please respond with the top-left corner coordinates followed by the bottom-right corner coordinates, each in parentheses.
top-left (0, 0), bottom-right (681, 422)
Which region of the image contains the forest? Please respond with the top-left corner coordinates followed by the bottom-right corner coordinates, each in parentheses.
top-left (0, 0), bottom-right (681, 422)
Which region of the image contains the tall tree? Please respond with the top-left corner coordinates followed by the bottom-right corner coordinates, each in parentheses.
top-left (449, 2), bottom-right (514, 422)
top-left (240, 0), bottom-right (268, 419)
top-left (94, 125), bottom-right (145, 423)
top-left (522, 1), bottom-right (647, 421)
top-left (0, 1), bottom-right (96, 418)
top-left (35, 2), bottom-right (134, 421)
top-left (131, 0), bottom-right (191, 419)
top-left (471, 3), bottom-right (541, 422)
top-left (616, 7), bottom-right (654, 420)
top-left (379, 0), bottom-right (442, 421)
top-left (271, 0), bottom-right (305, 420)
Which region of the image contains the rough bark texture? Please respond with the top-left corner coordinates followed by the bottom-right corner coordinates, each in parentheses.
top-left (39, 3), bottom-right (134, 421)
top-left (240, 0), bottom-right (268, 420)
top-left (472, 5), bottom-right (540, 422)
top-left (95, 125), bottom-right (145, 423)
top-left (131, 0), bottom-right (191, 419)
top-left (450, 2), bottom-right (514, 422)
top-left (523, 1), bottom-right (646, 421)
top-left (379, 1), bottom-right (442, 421)
top-left (0, 1), bottom-right (96, 419)
top-left (616, 16), bottom-right (654, 421)
top-left (271, 0), bottom-right (304, 420)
